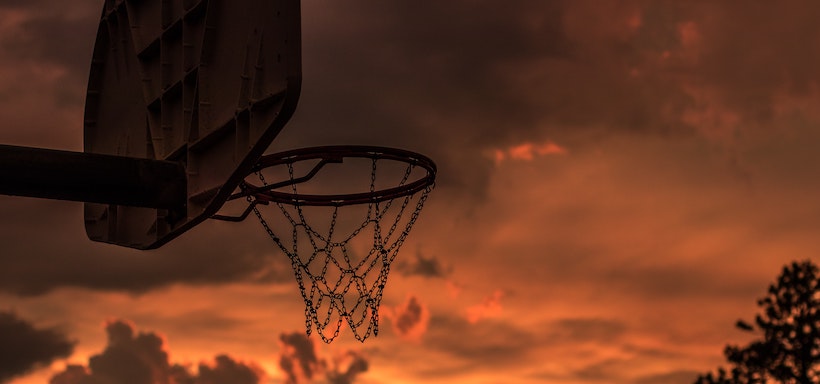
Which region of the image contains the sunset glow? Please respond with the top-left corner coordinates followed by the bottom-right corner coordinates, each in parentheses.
top-left (2, 1), bottom-right (820, 383)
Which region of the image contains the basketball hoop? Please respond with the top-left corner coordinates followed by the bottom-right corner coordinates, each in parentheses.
top-left (213, 146), bottom-right (436, 342)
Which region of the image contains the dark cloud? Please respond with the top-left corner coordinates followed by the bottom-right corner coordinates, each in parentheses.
top-left (0, 0), bottom-right (98, 88)
top-left (49, 319), bottom-right (263, 384)
top-left (279, 332), bottom-right (322, 384)
top-left (282, 0), bottom-right (820, 206)
top-left (571, 361), bottom-right (702, 383)
top-left (49, 365), bottom-right (90, 384)
top-left (418, 314), bottom-right (634, 380)
top-left (294, 0), bottom-right (572, 142)
top-left (539, 319), bottom-right (696, 383)
top-left (0, 197), bottom-right (297, 295)
top-left (424, 315), bottom-right (536, 368)
top-left (574, 358), bottom-right (701, 383)
top-left (0, 0), bottom-right (56, 10)
top-left (292, 0), bottom-right (649, 145)
top-left (478, 207), bottom-right (768, 306)
top-left (548, 318), bottom-right (627, 343)
top-left (384, 296), bottom-right (429, 340)
top-left (85, 320), bottom-right (172, 384)
top-left (193, 355), bottom-right (262, 384)
top-left (278, 332), bottom-right (369, 384)
top-left (0, 311), bottom-right (74, 382)
top-left (283, 1), bottom-right (577, 201)
top-left (326, 351), bottom-right (368, 384)
top-left (396, 251), bottom-right (450, 278)
top-left (572, 358), bottom-right (628, 382)
top-left (0, 0), bottom-right (817, 302)
top-left (529, 366), bottom-right (701, 384)
top-left (633, 369), bottom-right (701, 384)
top-left (0, 10), bottom-right (97, 82)
top-left (0, 0), bottom-right (91, 9)
top-left (604, 263), bottom-right (766, 301)
top-left (681, 2), bottom-right (820, 120)
top-left (393, 297), bottom-right (424, 335)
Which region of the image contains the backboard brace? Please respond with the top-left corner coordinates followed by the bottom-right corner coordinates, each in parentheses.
top-left (0, 0), bottom-right (302, 249)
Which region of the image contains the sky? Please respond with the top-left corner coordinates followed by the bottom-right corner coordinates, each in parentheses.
top-left (2, 0), bottom-right (820, 383)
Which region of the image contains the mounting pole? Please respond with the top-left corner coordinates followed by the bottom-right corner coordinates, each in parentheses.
top-left (0, 144), bottom-right (186, 209)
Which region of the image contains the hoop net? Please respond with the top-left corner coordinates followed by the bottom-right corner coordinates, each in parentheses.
top-left (240, 147), bottom-right (434, 343)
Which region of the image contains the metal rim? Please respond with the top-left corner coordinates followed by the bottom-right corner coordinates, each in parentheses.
top-left (235, 145), bottom-right (436, 206)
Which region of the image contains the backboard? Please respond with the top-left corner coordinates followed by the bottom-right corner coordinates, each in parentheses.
top-left (83, 0), bottom-right (301, 249)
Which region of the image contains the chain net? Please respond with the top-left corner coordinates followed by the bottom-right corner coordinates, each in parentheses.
top-left (247, 157), bottom-right (432, 343)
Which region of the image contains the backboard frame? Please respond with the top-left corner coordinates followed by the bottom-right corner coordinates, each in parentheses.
top-left (83, 0), bottom-right (302, 249)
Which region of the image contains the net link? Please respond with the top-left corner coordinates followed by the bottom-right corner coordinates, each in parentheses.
top-left (248, 158), bottom-right (432, 343)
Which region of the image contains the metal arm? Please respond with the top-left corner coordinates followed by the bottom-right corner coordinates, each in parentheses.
top-left (0, 144), bottom-right (186, 209)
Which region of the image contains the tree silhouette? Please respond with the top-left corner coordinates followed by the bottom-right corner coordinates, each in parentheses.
top-left (696, 260), bottom-right (820, 384)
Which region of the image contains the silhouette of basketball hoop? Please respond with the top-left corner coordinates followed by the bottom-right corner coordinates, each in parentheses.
top-left (213, 146), bottom-right (436, 342)
top-left (0, 0), bottom-right (437, 343)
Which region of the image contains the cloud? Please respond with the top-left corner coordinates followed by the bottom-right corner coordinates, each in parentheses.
top-left (511, 141), bottom-right (568, 160)
top-left (542, 317), bottom-right (717, 383)
top-left (0, 199), bottom-right (296, 296)
top-left (572, 358), bottom-right (631, 382)
top-left (279, 332), bottom-right (322, 384)
top-left (2, 6), bottom-right (820, 383)
top-left (418, 312), bottom-right (689, 382)
top-left (382, 296), bottom-right (430, 341)
top-left (284, 0), bottom-right (818, 218)
top-left (49, 365), bottom-right (90, 384)
top-left (570, 358), bottom-right (703, 383)
top-left (420, 314), bottom-right (538, 377)
top-left (278, 332), bottom-right (369, 384)
top-left (325, 351), bottom-right (369, 384)
top-left (633, 370), bottom-right (701, 384)
top-left (293, 0), bottom-right (820, 177)
top-left (396, 251), bottom-right (450, 278)
top-left (48, 319), bottom-right (264, 384)
top-left (549, 318), bottom-right (628, 343)
top-left (495, 141), bottom-right (568, 163)
top-left (0, 3), bottom-right (97, 81)
top-left (465, 290), bottom-right (504, 324)
top-left (86, 320), bottom-right (172, 384)
top-left (3, 0), bottom-right (819, 299)
top-left (192, 355), bottom-right (263, 384)
top-left (0, 311), bottom-right (74, 382)
top-left (0, 5), bottom-right (95, 149)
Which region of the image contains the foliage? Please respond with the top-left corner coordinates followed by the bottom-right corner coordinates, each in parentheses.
top-left (695, 260), bottom-right (820, 384)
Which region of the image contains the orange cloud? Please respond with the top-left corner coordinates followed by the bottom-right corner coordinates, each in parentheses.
top-left (680, 85), bottom-right (742, 143)
top-left (678, 21), bottom-right (701, 48)
top-left (382, 296), bottom-right (430, 341)
top-left (445, 281), bottom-right (463, 299)
top-left (493, 140), bottom-right (568, 164)
top-left (466, 290), bottom-right (504, 324)
top-left (675, 20), bottom-right (703, 65)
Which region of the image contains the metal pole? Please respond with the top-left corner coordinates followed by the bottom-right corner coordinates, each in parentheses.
top-left (0, 144), bottom-right (186, 209)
